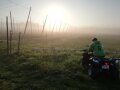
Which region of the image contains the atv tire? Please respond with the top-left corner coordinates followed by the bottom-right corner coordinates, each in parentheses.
top-left (110, 68), bottom-right (119, 80)
top-left (88, 67), bottom-right (99, 79)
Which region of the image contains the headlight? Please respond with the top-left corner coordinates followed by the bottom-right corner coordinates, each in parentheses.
top-left (93, 59), bottom-right (99, 63)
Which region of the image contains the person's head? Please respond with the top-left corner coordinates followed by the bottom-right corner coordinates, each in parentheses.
top-left (92, 38), bottom-right (97, 42)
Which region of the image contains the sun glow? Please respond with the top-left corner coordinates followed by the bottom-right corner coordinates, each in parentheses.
top-left (47, 6), bottom-right (65, 24)
top-left (44, 5), bottom-right (67, 26)
top-left (39, 4), bottom-right (74, 32)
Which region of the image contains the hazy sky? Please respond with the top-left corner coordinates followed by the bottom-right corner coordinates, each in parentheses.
top-left (0, 0), bottom-right (120, 28)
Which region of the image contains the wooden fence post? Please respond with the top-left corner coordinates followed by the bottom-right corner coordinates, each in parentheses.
top-left (17, 32), bottom-right (21, 54)
top-left (6, 16), bottom-right (9, 55)
top-left (24, 7), bottom-right (31, 35)
top-left (10, 11), bottom-right (13, 54)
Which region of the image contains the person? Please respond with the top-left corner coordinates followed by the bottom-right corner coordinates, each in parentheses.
top-left (89, 38), bottom-right (105, 58)
top-left (82, 49), bottom-right (91, 68)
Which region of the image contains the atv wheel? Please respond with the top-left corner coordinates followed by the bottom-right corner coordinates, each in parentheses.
top-left (88, 67), bottom-right (99, 79)
top-left (110, 68), bottom-right (119, 80)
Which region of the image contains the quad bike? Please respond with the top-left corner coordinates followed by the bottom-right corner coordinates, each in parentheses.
top-left (81, 50), bottom-right (120, 80)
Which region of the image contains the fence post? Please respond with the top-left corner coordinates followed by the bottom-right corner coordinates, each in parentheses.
top-left (6, 16), bottom-right (9, 55)
top-left (17, 32), bottom-right (21, 54)
top-left (24, 7), bottom-right (31, 35)
top-left (10, 11), bottom-right (13, 54)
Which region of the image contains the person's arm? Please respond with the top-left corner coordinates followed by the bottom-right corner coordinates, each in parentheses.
top-left (89, 43), bottom-right (94, 52)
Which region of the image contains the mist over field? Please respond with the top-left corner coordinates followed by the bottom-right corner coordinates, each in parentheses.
top-left (1, 22), bottom-right (120, 34)
top-left (0, 22), bottom-right (120, 51)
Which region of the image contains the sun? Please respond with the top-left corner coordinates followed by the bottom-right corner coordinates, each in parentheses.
top-left (45, 5), bottom-right (66, 25)
top-left (39, 4), bottom-right (73, 31)
top-left (35, 4), bottom-right (76, 31)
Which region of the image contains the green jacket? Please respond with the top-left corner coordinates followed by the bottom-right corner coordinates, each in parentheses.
top-left (89, 41), bottom-right (105, 57)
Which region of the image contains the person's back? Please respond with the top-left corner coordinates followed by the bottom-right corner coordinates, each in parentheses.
top-left (89, 38), bottom-right (105, 57)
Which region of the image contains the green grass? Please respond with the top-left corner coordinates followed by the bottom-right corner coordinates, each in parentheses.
top-left (0, 34), bottom-right (120, 90)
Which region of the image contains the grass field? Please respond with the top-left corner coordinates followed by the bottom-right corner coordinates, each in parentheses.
top-left (0, 33), bottom-right (120, 90)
